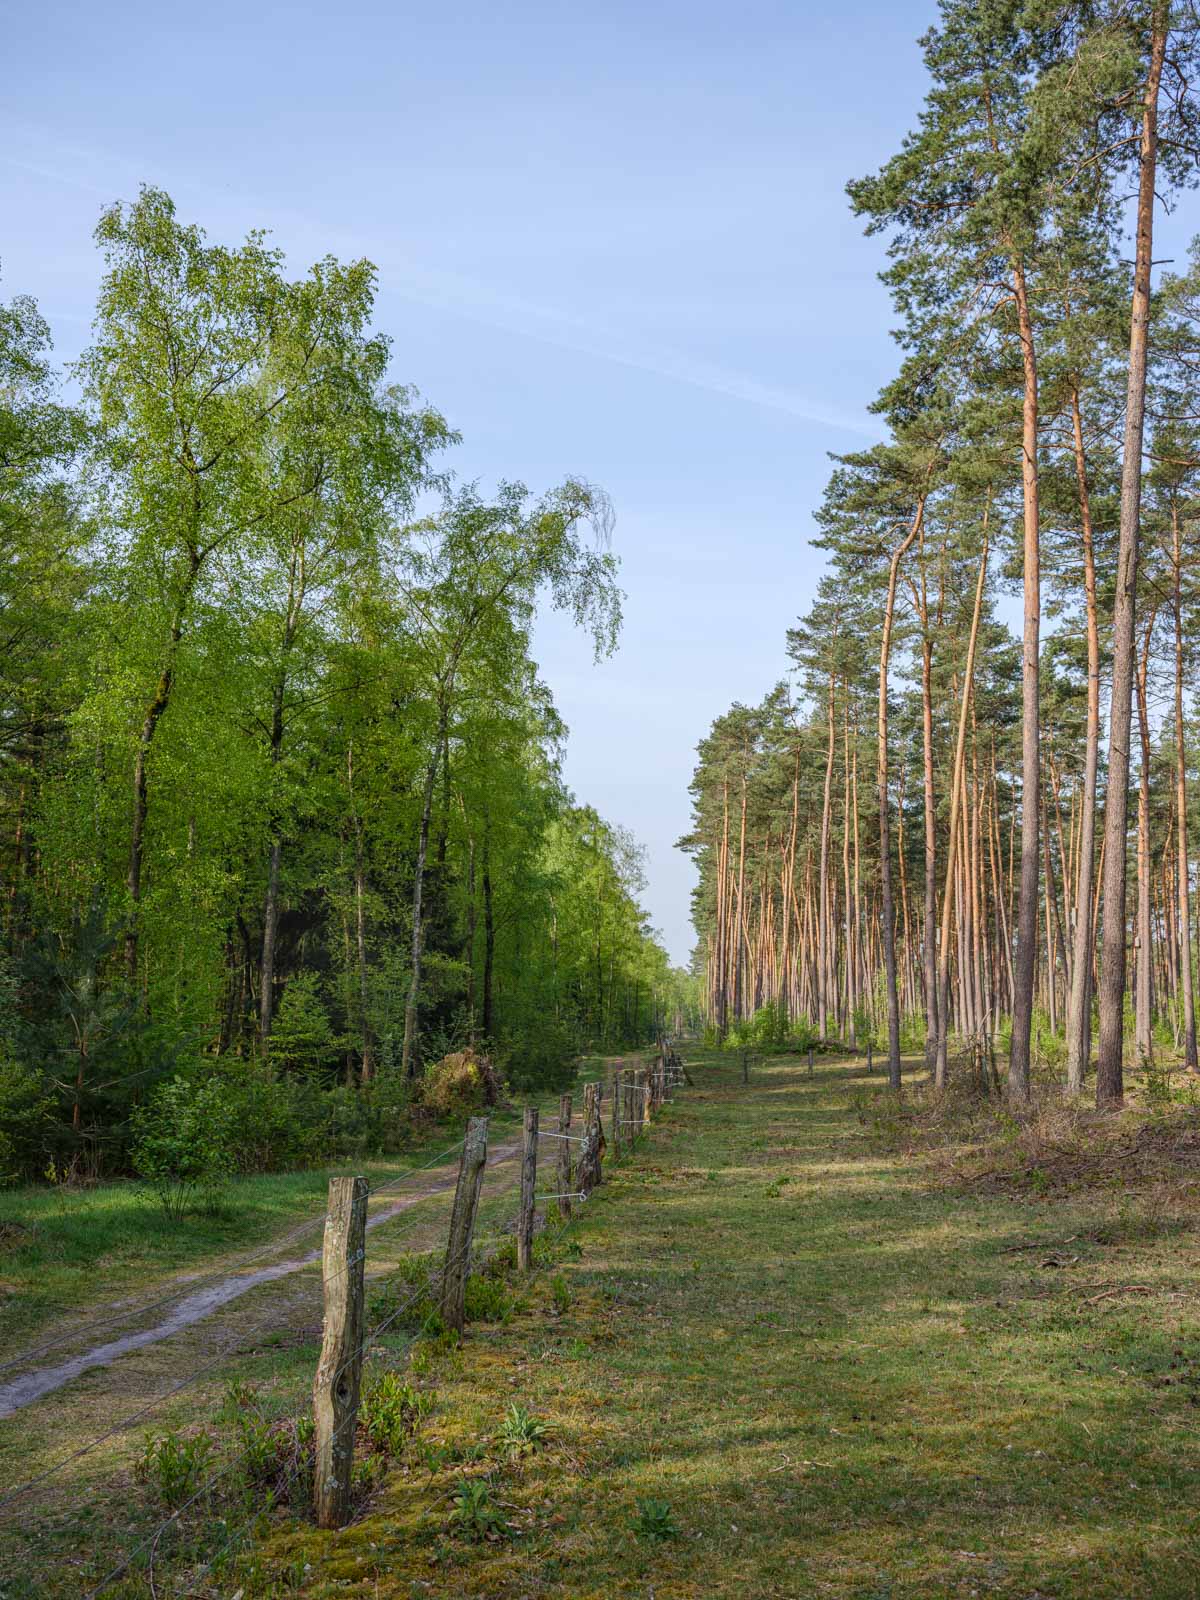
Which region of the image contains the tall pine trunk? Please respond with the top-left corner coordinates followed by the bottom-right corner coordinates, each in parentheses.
top-left (936, 519), bottom-right (989, 1087)
top-left (1173, 502), bottom-right (1198, 1069)
top-left (1008, 258), bottom-right (1041, 1105)
top-left (878, 498), bottom-right (926, 1088)
top-left (1096, 11), bottom-right (1167, 1107)
top-left (818, 669), bottom-right (836, 1040)
top-left (920, 619), bottom-right (940, 1076)
top-left (1066, 382), bottom-right (1100, 1092)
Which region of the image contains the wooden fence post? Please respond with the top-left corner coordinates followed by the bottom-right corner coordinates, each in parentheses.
top-left (313, 1174), bottom-right (368, 1530)
top-left (517, 1107), bottom-right (537, 1271)
top-left (557, 1093), bottom-right (573, 1218)
top-left (611, 1068), bottom-right (623, 1159)
top-left (741, 1048), bottom-right (750, 1086)
top-left (578, 1081), bottom-right (599, 1192)
top-left (590, 1080), bottom-right (604, 1186)
top-left (440, 1116), bottom-right (488, 1334)
top-left (867, 1042), bottom-right (873, 1074)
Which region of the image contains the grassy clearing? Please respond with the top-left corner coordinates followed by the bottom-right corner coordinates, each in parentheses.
top-left (221, 1046), bottom-right (1200, 1600)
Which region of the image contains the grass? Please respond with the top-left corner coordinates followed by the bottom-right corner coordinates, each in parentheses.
top-left (0, 1053), bottom-right (645, 1598)
top-left (224, 1046), bottom-right (1200, 1599)
top-left (0, 1056), bottom-right (621, 1352)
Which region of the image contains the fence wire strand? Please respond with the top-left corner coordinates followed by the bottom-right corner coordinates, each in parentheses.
top-left (10, 1055), bottom-right (686, 1595)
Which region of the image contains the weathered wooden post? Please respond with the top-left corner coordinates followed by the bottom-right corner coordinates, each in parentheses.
top-left (578, 1081), bottom-right (601, 1192)
top-left (867, 1041), bottom-right (873, 1074)
top-left (556, 1093), bottom-right (573, 1218)
top-left (313, 1174), bottom-right (368, 1529)
top-left (611, 1068), bottom-right (624, 1159)
top-left (440, 1116), bottom-right (488, 1334)
top-left (590, 1080), bottom-right (604, 1185)
top-left (741, 1048), bottom-right (750, 1086)
top-left (635, 1070), bottom-right (645, 1134)
top-left (517, 1107), bottom-right (537, 1271)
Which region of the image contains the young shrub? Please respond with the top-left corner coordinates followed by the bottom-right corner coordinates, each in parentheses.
top-left (267, 972), bottom-right (338, 1078)
top-left (0, 1056), bottom-right (53, 1186)
top-left (360, 1372), bottom-right (434, 1455)
top-left (496, 1402), bottom-right (553, 1458)
top-left (137, 1429), bottom-right (216, 1509)
top-left (368, 1250), bottom-right (440, 1333)
top-left (448, 1477), bottom-right (510, 1541)
top-left (130, 1075), bottom-right (239, 1218)
top-left (421, 1048), bottom-right (502, 1118)
top-left (632, 1496), bottom-right (680, 1541)
top-left (464, 1274), bottom-right (516, 1325)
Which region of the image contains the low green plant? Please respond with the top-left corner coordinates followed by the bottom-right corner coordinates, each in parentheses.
top-left (369, 1251), bottom-right (439, 1332)
top-left (496, 1402), bottom-right (553, 1457)
top-left (1032, 1008), bottom-right (1067, 1071)
top-left (549, 1274), bottom-right (571, 1315)
top-left (632, 1496), bottom-right (680, 1541)
top-left (361, 1372), bottom-right (434, 1454)
top-left (448, 1476), bottom-right (510, 1540)
top-left (137, 1428), bottom-right (215, 1509)
top-left (232, 1409), bottom-right (282, 1489)
top-left (464, 1274), bottom-right (516, 1324)
top-left (483, 1237), bottom-right (519, 1276)
top-left (1143, 1062), bottom-right (1176, 1108)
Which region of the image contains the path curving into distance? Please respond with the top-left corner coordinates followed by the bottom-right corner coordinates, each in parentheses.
top-left (0, 1140), bottom-right (519, 1419)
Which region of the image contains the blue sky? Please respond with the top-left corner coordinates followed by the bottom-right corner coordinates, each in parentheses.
top-left (5, 0), bottom-right (935, 963)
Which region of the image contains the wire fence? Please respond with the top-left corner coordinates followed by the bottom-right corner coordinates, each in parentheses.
top-left (0, 1043), bottom-right (689, 1598)
top-left (0, 1135), bottom-right (473, 1383)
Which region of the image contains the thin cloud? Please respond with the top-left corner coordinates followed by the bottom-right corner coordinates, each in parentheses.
top-left (1, 131), bottom-right (878, 439)
top-left (372, 249), bottom-right (878, 436)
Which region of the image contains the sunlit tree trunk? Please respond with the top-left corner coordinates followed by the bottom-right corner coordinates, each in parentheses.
top-left (1097, 9), bottom-right (1167, 1108)
top-left (1008, 258), bottom-right (1041, 1106)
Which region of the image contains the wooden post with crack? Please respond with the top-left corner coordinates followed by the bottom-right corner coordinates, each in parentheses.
top-left (556, 1093), bottom-right (573, 1218)
top-left (440, 1115), bottom-right (489, 1334)
top-left (313, 1174), bottom-right (368, 1529)
top-left (579, 1080), bottom-right (603, 1191)
top-left (517, 1106), bottom-right (537, 1271)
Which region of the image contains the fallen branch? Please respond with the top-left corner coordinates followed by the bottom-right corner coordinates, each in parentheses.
top-left (1081, 1284), bottom-right (1155, 1305)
